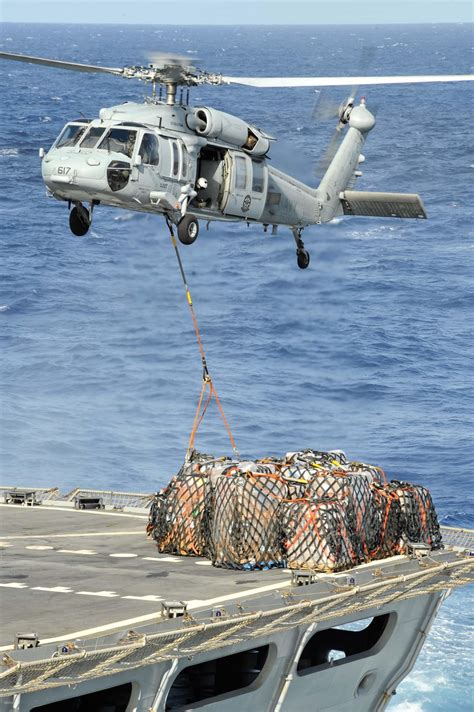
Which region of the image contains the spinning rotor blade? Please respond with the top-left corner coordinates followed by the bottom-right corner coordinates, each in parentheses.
top-left (315, 124), bottom-right (345, 179)
top-left (0, 51), bottom-right (123, 76)
top-left (222, 74), bottom-right (474, 88)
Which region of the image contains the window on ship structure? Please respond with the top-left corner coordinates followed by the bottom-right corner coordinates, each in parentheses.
top-left (166, 644), bottom-right (270, 710)
top-left (31, 682), bottom-right (132, 711)
top-left (297, 613), bottom-right (394, 674)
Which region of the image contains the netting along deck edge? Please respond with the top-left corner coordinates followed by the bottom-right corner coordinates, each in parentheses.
top-left (1, 554), bottom-right (472, 697)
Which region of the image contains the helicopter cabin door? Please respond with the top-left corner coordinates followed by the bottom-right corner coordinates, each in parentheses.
top-left (221, 151), bottom-right (267, 221)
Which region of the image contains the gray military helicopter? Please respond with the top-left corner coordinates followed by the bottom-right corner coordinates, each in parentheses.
top-left (1, 51), bottom-right (472, 268)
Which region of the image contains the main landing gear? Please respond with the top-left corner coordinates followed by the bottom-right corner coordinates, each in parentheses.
top-left (69, 202), bottom-right (91, 237)
top-left (177, 214), bottom-right (199, 245)
top-left (292, 227), bottom-right (310, 269)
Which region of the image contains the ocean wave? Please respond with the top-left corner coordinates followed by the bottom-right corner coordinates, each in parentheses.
top-left (0, 148), bottom-right (19, 157)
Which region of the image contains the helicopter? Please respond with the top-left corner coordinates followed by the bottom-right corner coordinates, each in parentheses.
top-left (1, 51), bottom-right (472, 268)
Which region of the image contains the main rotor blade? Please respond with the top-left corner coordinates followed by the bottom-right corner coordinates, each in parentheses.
top-left (222, 74), bottom-right (474, 88)
top-left (0, 51), bottom-right (123, 76)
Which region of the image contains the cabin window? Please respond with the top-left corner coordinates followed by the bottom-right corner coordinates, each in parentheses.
top-left (139, 133), bottom-right (160, 166)
top-left (171, 140), bottom-right (179, 177)
top-left (234, 155), bottom-right (247, 190)
top-left (166, 645), bottom-right (270, 710)
top-left (181, 144), bottom-right (189, 179)
top-left (98, 128), bottom-right (137, 158)
top-left (297, 613), bottom-right (393, 674)
top-left (252, 160), bottom-right (265, 193)
top-left (31, 682), bottom-right (132, 710)
top-left (80, 126), bottom-right (106, 149)
top-left (55, 123), bottom-right (88, 148)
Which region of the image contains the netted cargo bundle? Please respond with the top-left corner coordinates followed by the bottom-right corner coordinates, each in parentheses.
top-left (366, 484), bottom-right (404, 559)
top-left (304, 472), bottom-right (374, 561)
top-left (182, 450), bottom-right (232, 477)
top-left (347, 461), bottom-right (386, 486)
top-left (389, 481), bottom-right (443, 550)
top-left (148, 474), bottom-right (211, 556)
top-left (210, 473), bottom-right (287, 569)
top-left (147, 447), bottom-right (443, 572)
top-left (283, 499), bottom-right (357, 572)
top-left (285, 449), bottom-right (349, 470)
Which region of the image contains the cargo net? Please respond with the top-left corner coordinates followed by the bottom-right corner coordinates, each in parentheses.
top-left (148, 448), bottom-right (443, 572)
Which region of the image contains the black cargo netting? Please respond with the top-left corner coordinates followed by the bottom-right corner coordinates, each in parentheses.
top-left (389, 481), bottom-right (443, 550)
top-left (210, 473), bottom-right (287, 569)
top-left (367, 485), bottom-right (404, 559)
top-left (147, 449), bottom-right (443, 571)
top-left (147, 473), bottom-right (211, 556)
top-left (304, 472), bottom-right (374, 561)
top-left (282, 499), bottom-right (356, 571)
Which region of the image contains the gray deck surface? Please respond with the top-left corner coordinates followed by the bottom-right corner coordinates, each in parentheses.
top-left (0, 504), bottom-right (291, 648)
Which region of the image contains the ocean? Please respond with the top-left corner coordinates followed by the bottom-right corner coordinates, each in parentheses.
top-left (0, 22), bottom-right (472, 710)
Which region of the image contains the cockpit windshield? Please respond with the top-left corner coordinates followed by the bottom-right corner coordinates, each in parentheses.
top-left (80, 126), bottom-right (106, 149)
top-left (55, 123), bottom-right (89, 149)
top-left (97, 128), bottom-right (137, 158)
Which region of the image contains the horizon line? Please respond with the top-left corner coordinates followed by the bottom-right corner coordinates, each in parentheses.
top-left (1, 20), bottom-right (472, 26)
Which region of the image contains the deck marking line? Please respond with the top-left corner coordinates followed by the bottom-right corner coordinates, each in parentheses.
top-left (187, 579), bottom-right (292, 610)
top-left (76, 590), bottom-right (120, 598)
top-left (109, 553), bottom-right (138, 558)
top-left (32, 586), bottom-right (74, 593)
top-left (0, 542), bottom-right (13, 547)
top-left (0, 577), bottom-right (292, 651)
top-left (1, 530), bottom-right (144, 540)
top-left (122, 595), bottom-right (164, 602)
top-left (194, 561), bottom-right (212, 566)
top-left (26, 545), bottom-right (55, 551)
top-left (57, 549), bottom-right (97, 555)
top-left (142, 556), bottom-right (182, 563)
top-left (0, 582), bottom-right (28, 589)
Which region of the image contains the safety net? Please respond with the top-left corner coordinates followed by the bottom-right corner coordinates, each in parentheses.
top-left (148, 448), bottom-right (442, 572)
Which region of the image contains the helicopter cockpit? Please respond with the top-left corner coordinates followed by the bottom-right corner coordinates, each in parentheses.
top-left (53, 122), bottom-right (139, 159)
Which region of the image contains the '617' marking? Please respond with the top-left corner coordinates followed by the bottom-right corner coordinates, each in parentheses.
top-left (57, 166), bottom-right (71, 175)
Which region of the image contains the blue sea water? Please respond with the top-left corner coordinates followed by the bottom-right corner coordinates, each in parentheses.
top-left (0, 22), bottom-right (472, 710)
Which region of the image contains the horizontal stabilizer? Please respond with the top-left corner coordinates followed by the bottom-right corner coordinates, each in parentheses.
top-left (340, 190), bottom-right (427, 219)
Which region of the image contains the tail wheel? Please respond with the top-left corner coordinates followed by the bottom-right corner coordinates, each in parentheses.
top-left (297, 249), bottom-right (310, 269)
top-left (177, 215), bottom-right (199, 245)
top-left (69, 206), bottom-right (90, 237)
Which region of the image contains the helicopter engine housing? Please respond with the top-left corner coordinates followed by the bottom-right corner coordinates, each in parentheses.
top-left (187, 107), bottom-right (270, 156)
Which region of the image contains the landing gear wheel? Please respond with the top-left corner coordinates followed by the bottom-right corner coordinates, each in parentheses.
top-left (69, 206), bottom-right (90, 237)
top-left (296, 249), bottom-right (310, 269)
top-left (177, 214), bottom-right (199, 245)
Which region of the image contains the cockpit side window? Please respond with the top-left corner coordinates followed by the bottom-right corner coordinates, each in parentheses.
top-left (98, 128), bottom-right (137, 158)
top-left (55, 123), bottom-right (89, 149)
top-left (138, 133), bottom-right (160, 166)
top-left (80, 126), bottom-right (106, 149)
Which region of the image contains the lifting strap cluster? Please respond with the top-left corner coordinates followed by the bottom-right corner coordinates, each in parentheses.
top-left (167, 221), bottom-right (239, 459)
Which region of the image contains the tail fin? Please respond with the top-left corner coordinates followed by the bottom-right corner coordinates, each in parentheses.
top-left (316, 101), bottom-right (375, 223)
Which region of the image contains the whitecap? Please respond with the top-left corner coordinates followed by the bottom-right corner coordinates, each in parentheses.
top-left (0, 305), bottom-right (10, 312)
top-left (40, 116), bottom-right (52, 123)
top-left (0, 148), bottom-right (19, 157)
top-left (391, 704), bottom-right (425, 712)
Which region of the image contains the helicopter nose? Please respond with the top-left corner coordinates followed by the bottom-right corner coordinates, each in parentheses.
top-left (41, 152), bottom-right (108, 194)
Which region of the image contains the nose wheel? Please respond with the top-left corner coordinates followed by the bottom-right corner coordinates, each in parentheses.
top-left (292, 227), bottom-right (310, 269)
top-left (69, 203), bottom-right (91, 237)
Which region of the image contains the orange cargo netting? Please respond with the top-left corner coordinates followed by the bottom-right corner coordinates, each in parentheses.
top-left (167, 220), bottom-right (239, 459)
top-left (147, 448), bottom-right (443, 572)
